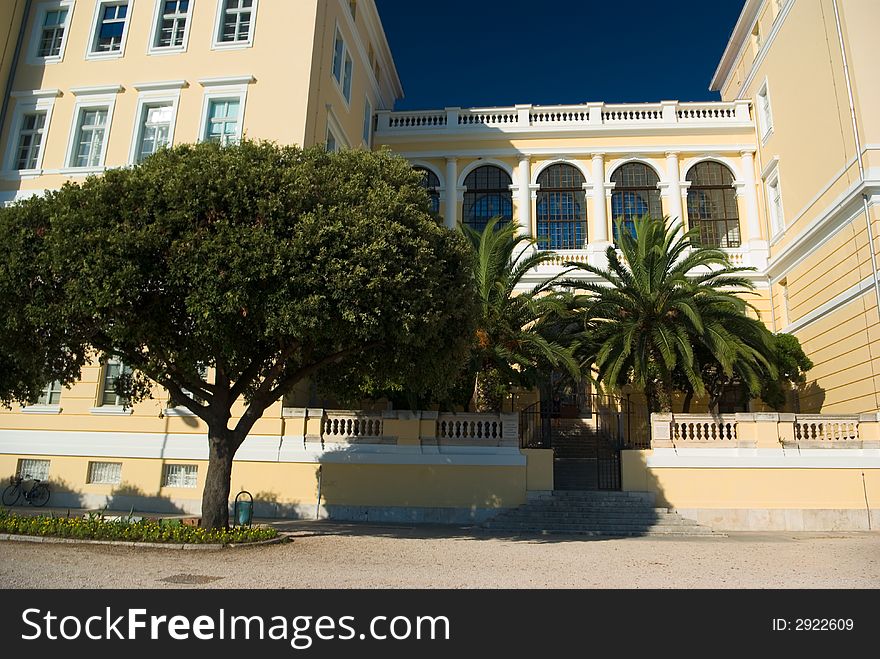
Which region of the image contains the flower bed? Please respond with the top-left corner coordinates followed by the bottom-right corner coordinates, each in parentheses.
top-left (0, 511), bottom-right (278, 545)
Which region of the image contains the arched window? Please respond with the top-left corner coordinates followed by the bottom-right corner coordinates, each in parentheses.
top-left (610, 162), bottom-right (663, 241)
top-left (686, 161), bottom-right (741, 248)
top-left (536, 164), bottom-right (587, 250)
top-left (414, 167), bottom-right (441, 214)
top-left (463, 165), bottom-right (512, 233)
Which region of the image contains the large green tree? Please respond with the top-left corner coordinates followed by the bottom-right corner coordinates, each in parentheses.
top-left (462, 218), bottom-right (579, 412)
top-left (566, 216), bottom-right (776, 413)
top-left (0, 142), bottom-right (477, 528)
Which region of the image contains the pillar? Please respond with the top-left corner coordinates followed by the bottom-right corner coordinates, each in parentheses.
top-left (665, 151), bottom-right (684, 224)
top-left (740, 149), bottom-right (768, 268)
top-left (591, 153), bottom-right (608, 243)
top-left (517, 156), bottom-right (531, 237)
top-left (445, 157), bottom-right (458, 230)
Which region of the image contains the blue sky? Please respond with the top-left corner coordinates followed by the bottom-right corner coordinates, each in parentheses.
top-left (374, 1), bottom-right (745, 110)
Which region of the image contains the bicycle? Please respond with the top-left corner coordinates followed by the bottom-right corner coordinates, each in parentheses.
top-left (1, 475), bottom-right (51, 507)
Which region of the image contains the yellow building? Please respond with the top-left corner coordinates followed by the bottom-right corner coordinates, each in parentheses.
top-left (0, 0), bottom-right (402, 205)
top-left (0, 0), bottom-right (878, 530)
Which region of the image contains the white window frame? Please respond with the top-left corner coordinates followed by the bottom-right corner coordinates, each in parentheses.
top-left (757, 79), bottom-right (774, 142)
top-left (85, 0), bottom-right (133, 60)
top-left (331, 25), bottom-right (353, 107)
top-left (362, 96), bottom-right (372, 146)
top-left (128, 84), bottom-right (182, 164)
top-left (17, 459), bottom-right (50, 481)
top-left (325, 110), bottom-right (347, 153)
top-left (766, 167), bottom-right (785, 239)
top-left (21, 380), bottom-right (64, 414)
top-left (3, 91), bottom-right (59, 178)
top-left (162, 463), bottom-right (198, 489)
top-left (165, 365), bottom-right (208, 416)
top-left (64, 88), bottom-right (120, 173)
top-left (212, 0), bottom-right (258, 50)
top-left (27, 0), bottom-right (74, 66)
top-left (147, 0), bottom-right (193, 55)
top-left (87, 461), bottom-right (122, 485)
top-left (89, 357), bottom-right (135, 415)
top-left (197, 77), bottom-right (252, 145)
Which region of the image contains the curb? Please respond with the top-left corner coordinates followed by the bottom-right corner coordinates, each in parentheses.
top-left (0, 533), bottom-right (289, 551)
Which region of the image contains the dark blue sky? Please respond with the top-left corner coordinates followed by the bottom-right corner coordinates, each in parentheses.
top-left (374, 1), bottom-right (745, 110)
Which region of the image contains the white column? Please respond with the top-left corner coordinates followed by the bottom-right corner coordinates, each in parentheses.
top-left (444, 157), bottom-right (458, 230)
top-left (740, 149), bottom-right (768, 268)
top-left (517, 156), bottom-right (531, 237)
top-left (591, 153), bottom-right (608, 243)
top-left (665, 152), bottom-right (684, 223)
top-left (739, 150), bottom-right (761, 241)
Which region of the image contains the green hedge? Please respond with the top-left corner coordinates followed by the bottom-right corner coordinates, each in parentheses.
top-left (0, 511), bottom-right (278, 544)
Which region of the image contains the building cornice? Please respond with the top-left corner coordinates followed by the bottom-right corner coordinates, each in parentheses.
top-left (710, 0), bottom-right (764, 92)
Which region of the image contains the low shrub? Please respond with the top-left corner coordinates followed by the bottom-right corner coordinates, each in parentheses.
top-left (0, 510), bottom-right (278, 544)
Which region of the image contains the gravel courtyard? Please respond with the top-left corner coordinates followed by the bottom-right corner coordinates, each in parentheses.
top-left (2, 522), bottom-right (879, 589)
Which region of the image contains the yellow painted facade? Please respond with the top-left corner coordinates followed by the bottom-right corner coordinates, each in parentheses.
top-left (712, 0), bottom-right (880, 412)
top-left (0, 1), bottom-right (878, 526)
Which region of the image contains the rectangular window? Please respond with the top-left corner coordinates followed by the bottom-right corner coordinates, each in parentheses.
top-left (326, 126), bottom-right (337, 153)
top-left (163, 463), bottom-right (198, 488)
top-left (219, 0), bottom-right (254, 43)
top-left (348, 0), bottom-right (357, 19)
top-left (88, 461), bottom-right (122, 485)
top-left (362, 97), bottom-right (372, 144)
top-left (15, 112), bottom-right (47, 170)
top-left (100, 358), bottom-right (132, 407)
top-left (204, 99), bottom-right (241, 145)
top-left (17, 459), bottom-right (50, 481)
top-left (71, 108), bottom-right (109, 168)
top-left (91, 2), bottom-right (129, 54)
top-left (768, 175), bottom-right (784, 236)
top-left (38, 7), bottom-right (69, 57)
top-left (36, 381), bottom-right (62, 406)
top-left (167, 365), bottom-right (207, 409)
top-left (757, 83), bottom-right (773, 139)
top-left (332, 30), bottom-right (344, 83)
top-left (342, 51), bottom-right (353, 103)
top-left (136, 103), bottom-right (174, 162)
top-left (155, 0), bottom-right (190, 48)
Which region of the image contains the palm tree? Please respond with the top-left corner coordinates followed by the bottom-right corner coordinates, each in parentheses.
top-left (564, 215), bottom-right (776, 414)
top-left (462, 218), bottom-right (580, 412)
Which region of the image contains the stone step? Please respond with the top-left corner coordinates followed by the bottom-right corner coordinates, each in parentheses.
top-left (484, 524), bottom-right (715, 536)
top-left (481, 490), bottom-right (714, 537)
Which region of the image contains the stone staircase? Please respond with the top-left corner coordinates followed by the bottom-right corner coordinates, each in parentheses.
top-left (482, 491), bottom-right (716, 537)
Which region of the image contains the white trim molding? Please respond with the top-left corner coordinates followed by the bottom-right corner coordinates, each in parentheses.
top-left (457, 158), bottom-right (514, 188)
top-left (782, 273), bottom-right (876, 335)
top-left (63, 89), bottom-right (121, 171)
top-left (146, 0), bottom-right (194, 56)
top-left (2, 92), bottom-right (59, 178)
top-left (197, 81), bottom-right (251, 144)
top-left (408, 160), bottom-right (445, 189)
top-left (530, 158), bottom-right (592, 187)
top-left (211, 0), bottom-right (259, 51)
top-left (71, 85), bottom-right (125, 96)
top-left (84, 0), bottom-right (135, 61)
top-left (133, 80), bottom-right (188, 92)
top-left (198, 74), bottom-right (256, 88)
top-left (25, 0), bottom-right (75, 66)
top-left (127, 88), bottom-right (182, 165)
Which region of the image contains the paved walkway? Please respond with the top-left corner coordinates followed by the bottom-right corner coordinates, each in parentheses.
top-left (1, 519), bottom-right (878, 588)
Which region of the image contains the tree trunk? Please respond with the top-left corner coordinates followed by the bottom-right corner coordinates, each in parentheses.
top-left (201, 428), bottom-right (238, 529)
top-left (645, 379), bottom-right (672, 414)
top-left (682, 390), bottom-right (693, 413)
top-left (472, 368), bottom-right (501, 413)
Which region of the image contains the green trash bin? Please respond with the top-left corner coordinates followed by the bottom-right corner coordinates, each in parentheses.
top-left (233, 491), bottom-right (253, 527)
